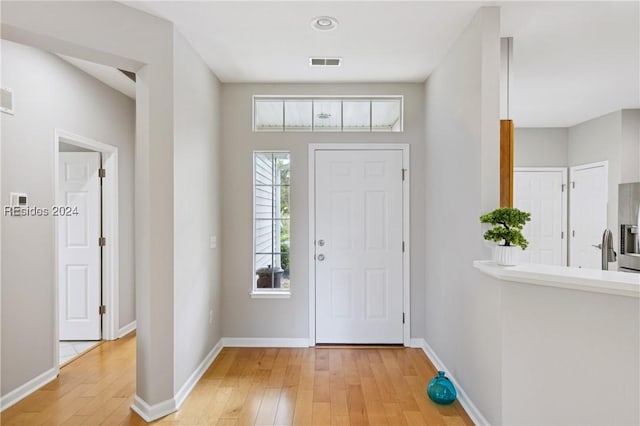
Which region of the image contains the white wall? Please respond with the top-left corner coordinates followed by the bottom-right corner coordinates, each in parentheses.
top-left (1, 2), bottom-right (223, 416)
top-left (172, 30), bottom-right (223, 393)
top-left (1, 39), bottom-right (135, 394)
top-left (501, 283), bottom-right (639, 425)
top-left (423, 7), bottom-right (502, 424)
top-left (568, 110), bottom-right (622, 258)
top-left (515, 110), bottom-right (639, 180)
top-left (621, 109), bottom-right (640, 183)
top-left (1, 0), bottom-right (178, 406)
top-left (514, 128), bottom-right (568, 167)
top-left (59, 142), bottom-right (94, 152)
top-left (220, 83), bottom-right (426, 340)
top-left (569, 110), bottom-right (622, 167)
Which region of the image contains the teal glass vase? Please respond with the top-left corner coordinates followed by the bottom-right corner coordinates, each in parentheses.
top-left (427, 371), bottom-right (457, 405)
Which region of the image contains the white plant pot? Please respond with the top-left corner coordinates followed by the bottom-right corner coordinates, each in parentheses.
top-left (493, 245), bottom-right (518, 266)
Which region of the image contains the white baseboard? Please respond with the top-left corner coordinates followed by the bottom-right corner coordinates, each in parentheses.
top-left (174, 338), bottom-right (224, 409)
top-left (130, 395), bottom-right (176, 423)
top-left (222, 337), bottom-right (311, 347)
top-left (409, 337), bottom-right (424, 348)
top-left (130, 338), bottom-right (224, 422)
top-left (0, 367), bottom-right (59, 411)
top-left (414, 338), bottom-right (489, 426)
top-left (118, 320), bottom-right (137, 338)
top-left (129, 337), bottom-right (307, 421)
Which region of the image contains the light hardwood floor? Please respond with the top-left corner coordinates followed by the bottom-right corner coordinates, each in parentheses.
top-left (1, 333), bottom-right (473, 425)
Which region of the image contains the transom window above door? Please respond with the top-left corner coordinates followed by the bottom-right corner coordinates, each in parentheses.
top-left (253, 96), bottom-right (403, 132)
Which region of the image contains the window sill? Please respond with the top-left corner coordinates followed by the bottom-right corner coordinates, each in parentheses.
top-left (250, 291), bottom-right (291, 299)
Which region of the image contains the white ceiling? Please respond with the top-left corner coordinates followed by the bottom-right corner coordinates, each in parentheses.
top-left (109, 1), bottom-right (639, 127)
top-left (501, 2), bottom-right (639, 127)
top-left (124, 1), bottom-right (481, 83)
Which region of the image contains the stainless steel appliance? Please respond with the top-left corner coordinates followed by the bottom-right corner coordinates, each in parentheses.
top-left (618, 182), bottom-right (640, 272)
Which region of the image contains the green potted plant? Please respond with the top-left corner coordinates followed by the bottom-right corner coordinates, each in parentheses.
top-left (480, 207), bottom-right (531, 265)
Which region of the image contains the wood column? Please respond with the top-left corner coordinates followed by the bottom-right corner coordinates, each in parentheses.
top-left (500, 119), bottom-right (514, 207)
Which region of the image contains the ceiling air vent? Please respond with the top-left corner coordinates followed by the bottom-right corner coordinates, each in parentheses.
top-left (309, 57), bottom-right (342, 67)
top-left (1, 87), bottom-right (14, 115)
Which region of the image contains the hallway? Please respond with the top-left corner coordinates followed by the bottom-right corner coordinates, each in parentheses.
top-left (1, 333), bottom-right (139, 425)
top-left (1, 333), bottom-right (472, 425)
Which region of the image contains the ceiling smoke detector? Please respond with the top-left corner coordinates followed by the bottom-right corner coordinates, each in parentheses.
top-left (311, 16), bottom-right (338, 31)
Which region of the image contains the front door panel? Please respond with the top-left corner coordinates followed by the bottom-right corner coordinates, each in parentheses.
top-left (315, 150), bottom-right (403, 344)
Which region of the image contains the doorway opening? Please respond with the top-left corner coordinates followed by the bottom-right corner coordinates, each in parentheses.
top-left (54, 129), bottom-right (119, 366)
top-left (308, 143), bottom-right (410, 346)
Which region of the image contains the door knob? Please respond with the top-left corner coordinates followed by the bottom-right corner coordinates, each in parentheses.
top-left (317, 254), bottom-right (325, 261)
top-left (318, 239), bottom-right (325, 246)
top-left (592, 243), bottom-right (602, 249)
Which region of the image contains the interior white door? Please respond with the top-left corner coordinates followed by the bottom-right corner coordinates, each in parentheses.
top-left (569, 162), bottom-right (608, 269)
top-left (315, 149), bottom-right (403, 344)
top-left (514, 168), bottom-right (567, 266)
top-left (58, 152), bottom-right (101, 340)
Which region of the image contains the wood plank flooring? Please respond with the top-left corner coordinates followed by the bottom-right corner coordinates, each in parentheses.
top-left (1, 333), bottom-right (473, 425)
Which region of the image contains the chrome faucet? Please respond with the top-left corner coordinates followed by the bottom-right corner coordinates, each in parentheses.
top-left (601, 229), bottom-right (617, 270)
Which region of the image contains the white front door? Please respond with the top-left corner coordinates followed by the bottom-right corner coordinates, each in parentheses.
top-left (514, 168), bottom-right (567, 266)
top-left (569, 161), bottom-right (608, 269)
top-left (58, 152), bottom-right (102, 340)
top-left (314, 149), bottom-right (404, 344)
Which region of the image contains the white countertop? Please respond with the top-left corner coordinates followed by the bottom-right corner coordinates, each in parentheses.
top-left (474, 260), bottom-right (640, 298)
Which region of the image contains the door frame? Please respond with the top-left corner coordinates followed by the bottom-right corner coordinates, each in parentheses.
top-left (514, 167), bottom-right (569, 265)
top-left (568, 160), bottom-right (608, 267)
top-left (53, 129), bottom-right (119, 364)
top-left (308, 143), bottom-right (410, 346)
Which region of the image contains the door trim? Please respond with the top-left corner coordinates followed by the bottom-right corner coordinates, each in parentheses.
top-left (54, 129), bottom-right (120, 364)
top-left (308, 143), bottom-right (410, 346)
top-left (514, 167), bottom-right (568, 266)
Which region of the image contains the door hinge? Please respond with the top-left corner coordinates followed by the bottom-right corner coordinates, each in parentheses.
top-left (99, 305), bottom-right (106, 315)
top-left (98, 168), bottom-right (106, 178)
top-left (98, 237), bottom-right (106, 246)
top-left (572, 230), bottom-right (575, 237)
top-left (571, 181), bottom-right (575, 189)
top-left (402, 169), bottom-right (407, 181)
top-left (402, 241), bottom-right (405, 252)
top-left (561, 184), bottom-right (566, 192)
top-left (561, 231), bottom-right (564, 239)
top-left (402, 312), bottom-right (405, 324)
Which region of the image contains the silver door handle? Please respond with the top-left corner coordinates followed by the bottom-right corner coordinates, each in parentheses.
top-left (317, 254), bottom-right (325, 261)
top-left (318, 239), bottom-right (325, 246)
top-left (592, 244), bottom-right (602, 249)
